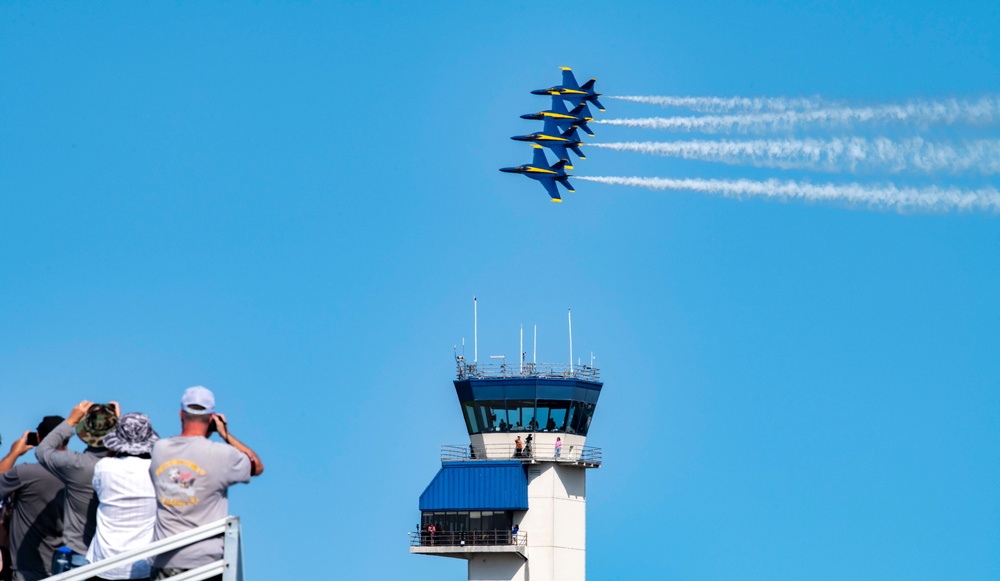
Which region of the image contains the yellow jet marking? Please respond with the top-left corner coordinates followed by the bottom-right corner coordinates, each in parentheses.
top-left (551, 198), bottom-right (563, 202)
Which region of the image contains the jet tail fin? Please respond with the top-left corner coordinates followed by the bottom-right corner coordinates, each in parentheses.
top-left (551, 158), bottom-right (569, 171)
top-left (557, 176), bottom-right (575, 193)
top-left (590, 96), bottom-right (606, 111)
top-left (569, 144), bottom-right (585, 160)
top-left (576, 121), bottom-right (595, 137)
top-left (581, 79), bottom-right (596, 92)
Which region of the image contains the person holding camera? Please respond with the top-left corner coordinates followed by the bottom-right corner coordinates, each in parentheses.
top-left (0, 416), bottom-right (66, 581)
top-left (148, 386), bottom-right (263, 581)
top-left (36, 402), bottom-right (119, 572)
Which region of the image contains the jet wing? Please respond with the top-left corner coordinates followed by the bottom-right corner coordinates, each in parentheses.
top-left (540, 177), bottom-right (563, 202)
top-left (549, 96), bottom-right (570, 115)
top-left (532, 146), bottom-right (550, 168)
top-left (561, 67), bottom-right (580, 91)
top-left (542, 116), bottom-right (559, 136)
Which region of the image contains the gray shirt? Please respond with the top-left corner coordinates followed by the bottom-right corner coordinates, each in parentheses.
top-left (149, 436), bottom-right (251, 569)
top-left (0, 463), bottom-right (65, 581)
top-left (34, 420), bottom-right (109, 554)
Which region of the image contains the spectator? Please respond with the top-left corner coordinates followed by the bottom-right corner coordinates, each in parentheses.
top-left (514, 436), bottom-right (523, 458)
top-left (148, 387), bottom-right (263, 581)
top-left (0, 417), bottom-right (66, 581)
top-left (555, 437), bottom-right (562, 458)
top-left (35, 402), bottom-right (118, 571)
top-left (87, 413), bottom-right (160, 580)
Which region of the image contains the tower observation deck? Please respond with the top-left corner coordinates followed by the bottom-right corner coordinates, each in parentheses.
top-left (410, 357), bottom-right (604, 581)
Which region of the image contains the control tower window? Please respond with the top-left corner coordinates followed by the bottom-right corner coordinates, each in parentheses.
top-left (570, 402), bottom-right (596, 436)
top-left (535, 400), bottom-right (570, 431)
top-left (462, 402), bottom-right (479, 434)
top-left (477, 401), bottom-right (505, 432)
top-left (505, 400), bottom-right (535, 432)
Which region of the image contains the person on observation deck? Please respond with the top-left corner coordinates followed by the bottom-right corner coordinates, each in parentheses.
top-left (0, 416), bottom-right (66, 581)
top-left (148, 386), bottom-right (263, 581)
top-left (36, 402), bottom-right (118, 572)
top-left (87, 413), bottom-right (160, 580)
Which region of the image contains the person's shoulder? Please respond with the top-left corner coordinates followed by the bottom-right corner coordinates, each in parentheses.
top-left (13, 462), bottom-right (63, 485)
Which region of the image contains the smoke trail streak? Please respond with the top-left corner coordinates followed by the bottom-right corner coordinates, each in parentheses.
top-left (608, 95), bottom-right (826, 112)
top-left (576, 176), bottom-right (1000, 212)
top-left (595, 97), bottom-right (1000, 132)
top-left (590, 139), bottom-right (1000, 174)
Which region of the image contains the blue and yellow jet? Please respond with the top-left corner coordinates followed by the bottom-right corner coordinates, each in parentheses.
top-left (510, 117), bottom-right (585, 168)
top-left (520, 96), bottom-right (595, 136)
top-left (531, 67), bottom-right (606, 112)
top-left (500, 145), bottom-right (575, 203)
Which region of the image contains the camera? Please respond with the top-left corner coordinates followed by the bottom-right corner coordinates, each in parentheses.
top-left (26, 432), bottom-right (40, 446)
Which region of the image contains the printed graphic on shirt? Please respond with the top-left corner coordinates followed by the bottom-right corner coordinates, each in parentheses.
top-left (154, 459), bottom-right (207, 507)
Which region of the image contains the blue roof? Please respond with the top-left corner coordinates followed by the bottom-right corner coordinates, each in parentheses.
top-left (419, 461), bottom-right (529, 511)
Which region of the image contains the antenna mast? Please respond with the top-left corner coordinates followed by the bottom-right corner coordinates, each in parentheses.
top-left (533, 325), bottom-right (537, 364)
top-left (519, 325), bottom-right (524, 373)
top-left (474, 297), bottom-right (478, 365)
top-left (568, 308), bottom-right (573, 373)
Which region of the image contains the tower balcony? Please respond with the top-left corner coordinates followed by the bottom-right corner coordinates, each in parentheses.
top-left (441, 443), bottom-right (602, 468)
top-left (409, 530), bottom-right (528, 559)
top-left (457, 360), bottom-right (600, 382)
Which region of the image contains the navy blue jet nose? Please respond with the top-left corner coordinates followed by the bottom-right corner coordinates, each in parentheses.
top-left (520, 113), bottom-right (543, 120)
top-left (511, 135), bottom-right (531, 141)
top-left (530, 89), bottom-right (549, 95)
top-left (499, 167), bottom-right (519, 173)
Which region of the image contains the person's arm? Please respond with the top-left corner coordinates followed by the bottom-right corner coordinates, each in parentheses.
top-left (0, 431), bottom-right (33, 474)
top-left (36, 400), bottom-right (92, 473)
top-left (212, 414), bottom-right (264, 476)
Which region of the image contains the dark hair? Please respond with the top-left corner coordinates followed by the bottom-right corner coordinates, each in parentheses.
top-left (37, 416), bottom-right (65, 442)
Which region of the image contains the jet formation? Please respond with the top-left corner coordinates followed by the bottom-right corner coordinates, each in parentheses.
top-left (501, 67), bottom-right (604, 203)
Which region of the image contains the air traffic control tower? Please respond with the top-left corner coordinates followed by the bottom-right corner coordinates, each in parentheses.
top-left (410, 355), bottom-right (603, 581)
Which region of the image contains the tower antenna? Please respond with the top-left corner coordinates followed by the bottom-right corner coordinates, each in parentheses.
top-left (533, 324), bottom-right (537, 364)
top-left (568, 308), bottom-right (573, 373)
top-left (474, 296), bottom-right (478, 365)
top-left (520, 325), bottom-right (524, 374)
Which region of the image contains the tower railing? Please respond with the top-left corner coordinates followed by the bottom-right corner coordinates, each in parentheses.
top-left (442, 443), bottom-right (602, 466)
top-left (409, 529), bottom-right (528, 548)
top-left (44, 516), bottom-right (243, 581)
top-left (456, 361), bottom-right (600, 381)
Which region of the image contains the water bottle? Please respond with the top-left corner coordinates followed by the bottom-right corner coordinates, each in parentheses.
top-left (52, 546), bottom-right (73, 574)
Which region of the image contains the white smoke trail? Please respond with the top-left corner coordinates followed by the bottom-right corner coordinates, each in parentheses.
top-left (576, 176), bottom-right (1000, 212)
top-left (595, 97), bottom-right (1000, 132)
top-left (608, 95), bottom-right (826, 112)
top-left (590, 139), bottom-right (1000, 174)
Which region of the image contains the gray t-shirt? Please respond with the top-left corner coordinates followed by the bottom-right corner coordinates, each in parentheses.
top-left (0, 463), bottom-right (65, 581)
top-left (148, 436), bottom-right (251, 569)
top-left (34, 420), bottom-right (108, 555)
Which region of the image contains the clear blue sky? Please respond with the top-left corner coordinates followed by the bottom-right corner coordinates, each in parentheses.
top-left (1, 2), bottom-right (998, 579)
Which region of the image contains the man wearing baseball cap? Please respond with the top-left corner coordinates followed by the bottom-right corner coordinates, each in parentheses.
top-left (148, 386), bottom-right (264, 580)
top-left (35, 401), bottom-right (119, 571)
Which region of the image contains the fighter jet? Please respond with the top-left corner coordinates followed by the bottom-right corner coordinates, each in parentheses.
top-left (500, 145), bottom-right (575, 203)
top-left (531, 67), bottom-right (606, 112)
top-left (520, 97), bottom-right (596, 137)
top-left (510, 117), bottom-right (586, 168)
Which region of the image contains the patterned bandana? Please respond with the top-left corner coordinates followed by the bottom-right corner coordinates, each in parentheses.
top-left (101, 412), bottom-right (159, 455)
top-left (75, 404), bottom-right (119, 448)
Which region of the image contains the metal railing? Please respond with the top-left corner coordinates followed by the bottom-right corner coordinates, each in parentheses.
top-left (45, 516), bottom-right (243, 581)
top-left (442, 443), bottom-right (602, 466)
top-left (409, 529), bottom-right (527, 548)
top-left (456, 361), bottom-right (600, 382)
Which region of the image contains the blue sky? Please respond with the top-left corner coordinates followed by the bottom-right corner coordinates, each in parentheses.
top-left (1, 2), bottom-right (998, 579)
